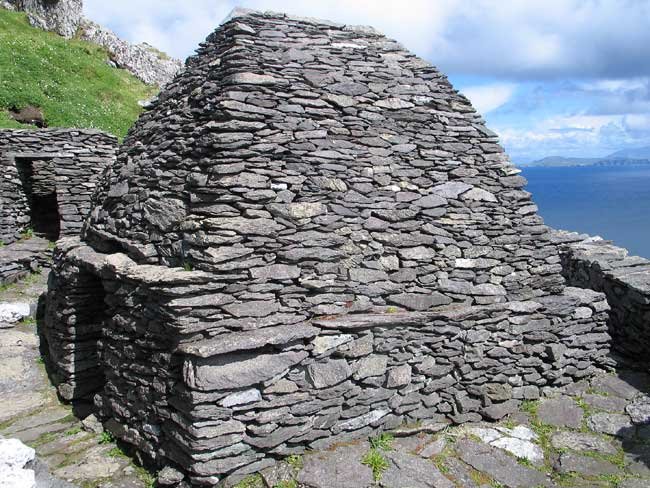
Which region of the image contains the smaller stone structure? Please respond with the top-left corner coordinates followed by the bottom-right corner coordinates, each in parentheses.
top-left (0, 129), bottom-right (117, 245)
top-left (558, 232), bottom-right (650, 365)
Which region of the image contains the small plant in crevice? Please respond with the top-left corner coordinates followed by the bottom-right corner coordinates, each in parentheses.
top-left (64, 426), bottom-right (82, 436)
top-left (361, 448), bottom-right (389, 482)
top-left (99, 430), bottom-right (115, 444)
top-left (20, 228), bottom-right (34, 240)
top-left (286, 454), bottom-right (303, 471)
top-left (182, 260), bottom-right (194, 271)
top-left (369, 432), bottom-right (394, 451)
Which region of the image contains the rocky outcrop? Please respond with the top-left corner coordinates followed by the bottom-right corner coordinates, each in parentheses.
top-left (3, 0), bottom-right (182, 86)
top-left (7, 0), bottom-right (82, 38)
top-left (43, 9), bottom-right (613, 486)
top-left (77, 19), bottom-right (183, 87)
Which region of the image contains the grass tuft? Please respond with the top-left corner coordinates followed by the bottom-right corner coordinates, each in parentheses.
top-left (362, 448), bottom-right (390, 482)
top-left (369, 432), bottom-right (394, 451)
top-left (99, 430), bottom-right (114, 444)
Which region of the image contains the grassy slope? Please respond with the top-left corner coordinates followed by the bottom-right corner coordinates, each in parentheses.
top-left (0, 8), bottom-right (157, 138)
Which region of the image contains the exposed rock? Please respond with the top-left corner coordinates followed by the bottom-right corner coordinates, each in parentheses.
top-left (550, 431), bottom-right (618, 455)
top-left (537, 397), bottom-right (583, 428)
top-left (0, 302), bottom-right (31, 325)
top-left (587, 412), bottom-right (635, 438)
top-left (553, 452), bottom-right (619, 476)
top-left (380, 451), bottom-right (454, 488)
top-left (297, 443), bottom-right (374, 488)
top-left (455, 438), bottom-right (550, 487)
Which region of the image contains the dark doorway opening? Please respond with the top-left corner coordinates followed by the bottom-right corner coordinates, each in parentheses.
top-left (16, 157), bottom-right (61, 240)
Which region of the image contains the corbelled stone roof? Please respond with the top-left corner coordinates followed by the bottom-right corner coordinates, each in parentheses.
top-left (84, 8), bottom-right (564, 312)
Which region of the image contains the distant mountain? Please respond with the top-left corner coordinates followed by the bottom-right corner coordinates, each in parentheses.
top-left (607, 146), bottom-right (650, 160)
top-left (524, 147), bottom-right (650, 168)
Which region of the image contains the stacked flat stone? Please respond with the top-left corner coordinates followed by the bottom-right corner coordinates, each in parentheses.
top-left (44, 9), bottom-right (613, 486)
top-left (0, 129), bottom-right (117, 244)
top-left (556, 231), bottom-right (650, 364)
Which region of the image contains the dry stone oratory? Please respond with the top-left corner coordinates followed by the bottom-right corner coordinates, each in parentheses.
top-left (40, 8), bottom-right (621, 486)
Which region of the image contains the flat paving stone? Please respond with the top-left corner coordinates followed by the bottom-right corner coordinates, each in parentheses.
top-left (587, 412), bottom-right (636, 438)
top-left (2, 407), bottom-right (71, 436)
top-left (582, 393), bottom-right (628, 412)
top-left (490, 437), bottom-right (544, 465)
top-left (53, 444), bottom-right (127, 482)
top-left (550, 431), bottom-right (618, 455)
top-left (379, 451), bottom-right (454, 488)
top-left (297, 442), bottom-right (374, 488)
top-left (554, 452), bottom-right (620, 476)
top-left (618, 478), bottom-right (650, 488)
top-left (591, 375), bottom-right (643, 400)
top-left (439, 457), bottom-right (485, 488)
top-left (537, 397), bottom-right (584, 428)
top-left (455, 438), bottom-right (551, 488)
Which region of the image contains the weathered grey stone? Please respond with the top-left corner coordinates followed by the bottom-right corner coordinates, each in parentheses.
top-left (180, 324), bottom-right (318, 357)
top-left (455, 438), bottom-right (550, 487)
top-left (185, 351), bottom-right (308, 391)
top-left (587, 412), bottom-right (635, 438)
top-left (554, 452), bottom-right (620, 476)
top-left (387, 293), bottom-right (452, 311)
top-left (355, 355), bottom-right (388, 379)
top-left (627, 399), bottom-right (650, 424)
top-left (432, 182), bottom-right (473, 199)
top-left (386, 364), bottom-right (412, 388)
top-left (250, 264), bottom-right (301, 280)
top-left (550, 431), bottom-right (618, 455)
top-left (380, 451), bottom-right (454, 488)
top-left (307, 360), bottom-right (352, 388)
top-left (297, 443), bottom-right (374, 488)
top-left (537, 397), bottom-right (583, 428)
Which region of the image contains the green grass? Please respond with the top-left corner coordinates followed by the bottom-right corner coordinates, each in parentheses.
top-left (64, 426), bottom-right (82, 436)
top-left (362, 448), bottom-right (389, 482)
top-left (369, 433), bottom-right (394, 451)
top-left (99, 430), bottom-right (114, 444)
top-left (233, 474), bottom-right (264, 488)
top-left (0, 8), bottom-right (157, 138)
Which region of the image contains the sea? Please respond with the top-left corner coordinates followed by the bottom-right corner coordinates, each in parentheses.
top-left (520, 165), bottom-right (650, 259)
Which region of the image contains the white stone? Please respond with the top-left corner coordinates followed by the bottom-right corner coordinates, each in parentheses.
top-left (490, 437), bottom-right (544, 464)
top-left (466, 427), bottom-right (502, 443)
top-left (497, 425), bottom-right (538, 441)
top-left (221, 389), bottom-right (262, 407)
top-left (0, 303), bottom-right (31, 324)
top-left (312, 334), bottom-right (354, 355)
top-left (0, 438), bottom-right (35, 469)
top-left (463, 187), bottom-right (498, 202)
top-left (0, 466), bottom-right (36, 488)
top-left (374, 98), bottom-right (415, 109)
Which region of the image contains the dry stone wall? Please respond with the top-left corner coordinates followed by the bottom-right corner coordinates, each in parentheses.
top-left (557, 232), bottom-right (650, 365)
top-left (46, 237), bottom-right (612, 486)
top-left (0, 129), bottom-right (117, 244)
top-left (43, 9), bottom-right (614, 486)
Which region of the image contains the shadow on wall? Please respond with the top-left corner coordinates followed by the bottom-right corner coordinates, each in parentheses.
top-left (37, 266), bottom-right (107, 418)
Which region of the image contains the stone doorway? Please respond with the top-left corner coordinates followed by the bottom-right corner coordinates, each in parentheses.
top-left (15, 157), bottom-right (61, 241)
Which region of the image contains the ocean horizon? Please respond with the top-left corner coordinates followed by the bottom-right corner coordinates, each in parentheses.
top-left (521, 165), bottom-right (650, 259)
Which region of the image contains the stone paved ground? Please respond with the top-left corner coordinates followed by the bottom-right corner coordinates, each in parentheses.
top-left (0, 271), bottom-right (154, 488)
top-left (233, 371), bottom-right (650, 488)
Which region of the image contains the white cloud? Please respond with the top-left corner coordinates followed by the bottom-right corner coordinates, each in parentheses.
top-left (83, 0), bottom-right (650, 80)
top-left (461, 84), bottom-right (517, 114)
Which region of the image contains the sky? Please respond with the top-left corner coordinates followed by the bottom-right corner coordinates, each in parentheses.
top-left (84, 0), bottom-right (650, 163)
